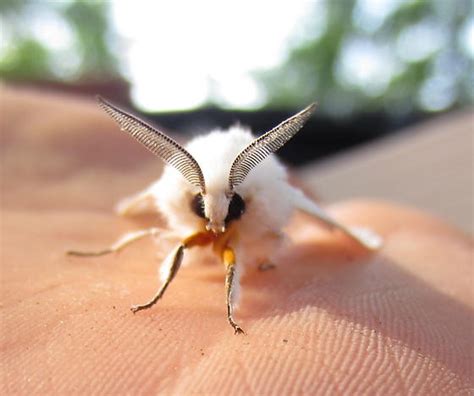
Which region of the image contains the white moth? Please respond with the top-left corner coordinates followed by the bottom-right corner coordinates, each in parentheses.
top-left (69, 97), bottom-right (382, 334)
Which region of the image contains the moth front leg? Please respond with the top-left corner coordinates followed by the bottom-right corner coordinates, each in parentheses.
top-left (222, 247), bottom-right (245, 335)
top-left (131, 231), bottom-right (214, 313)
top-left (67, 228), bottom-right (161, 257)
top-left (131, 244), bottom-right (184, 313)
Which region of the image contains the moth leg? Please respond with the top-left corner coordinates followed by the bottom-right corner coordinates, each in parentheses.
top-left (131, 244), bottom-right (184, 313)
top-left (293, 189), bottom-right (382, 250)
top-left (258, 262), bottom-right (276, 272)
top-left (115, 188), bottom-right (156, 217)
top-left (131, 231), bottom-right (214, 313)
top-left (256, 231), bottom-right (283, 271)
top-left (223, 247), bottom-right (245, 335)
top-left (67, 228), bottom-right (160, 257)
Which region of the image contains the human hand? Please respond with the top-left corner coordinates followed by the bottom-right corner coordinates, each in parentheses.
top-left (2, 87), bottom-right (472, 394)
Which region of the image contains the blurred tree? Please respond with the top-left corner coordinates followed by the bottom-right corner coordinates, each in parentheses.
top-left (63, 1), bottom-right (117, 77)
top-left (0, 0), bottom-right (119, 82)
top-left (256, 0), bottom-right (473, 116)
top-left (0, 0), bottom-right (472, 116)
top-left (0, 38), bottom-right (52, 80)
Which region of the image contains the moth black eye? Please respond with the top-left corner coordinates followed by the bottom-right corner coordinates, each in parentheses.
top-left (191, 193), bottom-right (206, 219)
top-left (225, 193), bottom-right (245, 225)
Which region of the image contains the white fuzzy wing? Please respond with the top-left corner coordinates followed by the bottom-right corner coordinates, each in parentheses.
top-left (291, 188), bottom-right (383, 250)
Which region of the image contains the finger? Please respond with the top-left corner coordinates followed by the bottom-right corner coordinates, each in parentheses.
top-left (2, 88), bottom-right (472, 394)
top-left (3, 200), bottom-right (472, 394)
top-left (168, 201), bottom-right (473, 394)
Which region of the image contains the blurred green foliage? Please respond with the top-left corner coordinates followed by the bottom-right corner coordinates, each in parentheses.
top-left (0, 0), bottom-right (472, 115)
top-left (257, 0), bottom-right (473, 115)
top-left (0, 0), bottom-right (118, 81)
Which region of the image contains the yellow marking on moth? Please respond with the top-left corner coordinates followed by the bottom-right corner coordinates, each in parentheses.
top-left (222, 247), bottom-right (236, 267)
top-left (183, 231), bottom-right (215, 248)
top-left (212, 225), bottom-right (237, 254)
top-left (181, 229), bottom-right (239, 270)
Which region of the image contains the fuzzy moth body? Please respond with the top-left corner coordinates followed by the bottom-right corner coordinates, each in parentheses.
top-left (69, 97), bottom-right (382, 334)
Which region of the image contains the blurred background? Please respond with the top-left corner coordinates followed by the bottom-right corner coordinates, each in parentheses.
top-left (1, 0), bottom-right (473, 234)
top-left (1, 0), bottom-right (473, 166)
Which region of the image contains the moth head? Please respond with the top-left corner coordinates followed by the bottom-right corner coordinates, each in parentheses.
top-left (189, 190), bottom-right (246, 234)
top-left (97, 97), bottom-right (315, 234)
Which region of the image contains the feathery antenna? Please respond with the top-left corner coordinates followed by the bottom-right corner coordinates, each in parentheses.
top-left (97, 96), bottom-right (206, 193)
top-left (228, 103), bottom-right (317, 191)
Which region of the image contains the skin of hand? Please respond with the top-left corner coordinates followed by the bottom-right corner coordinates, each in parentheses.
top-left (1, 86), bottom-right (473, 395)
